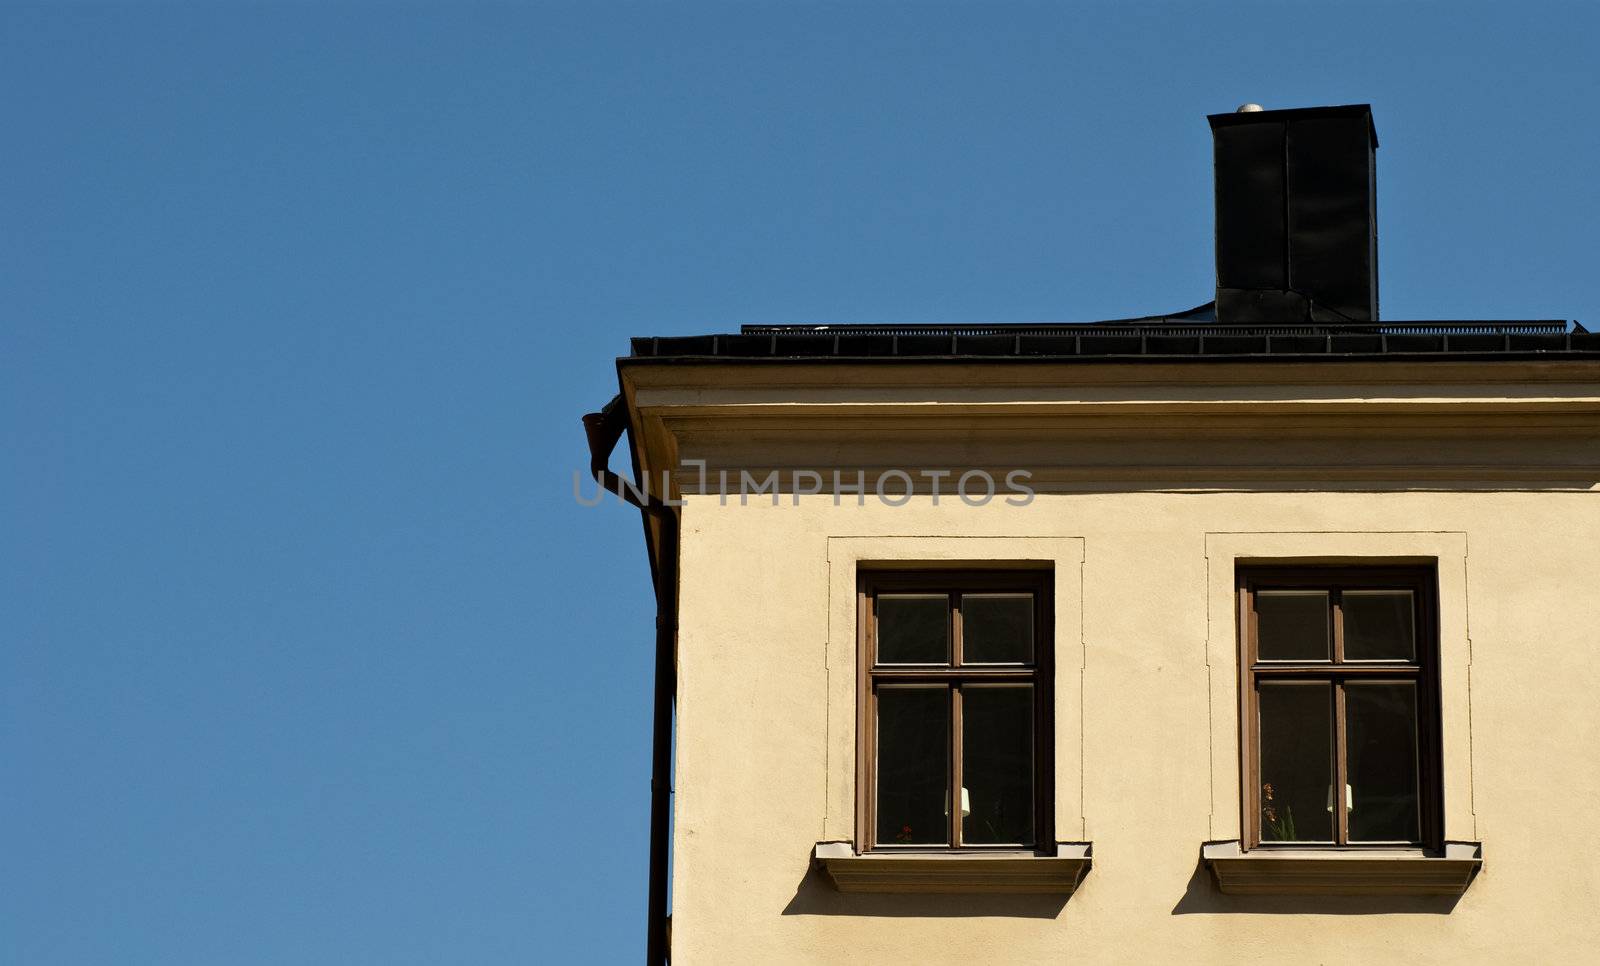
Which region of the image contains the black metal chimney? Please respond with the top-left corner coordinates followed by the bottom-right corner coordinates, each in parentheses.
top-left (1209, 104), bottom-right (1379, 323)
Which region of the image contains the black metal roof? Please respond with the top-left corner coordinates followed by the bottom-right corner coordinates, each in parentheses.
top-left (625, 315), bottom-right (1597, 364)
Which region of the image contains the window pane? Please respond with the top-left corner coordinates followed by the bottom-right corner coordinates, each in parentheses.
top-left (876, 687), bottom-right (949, 845)
top-left (961, 686), bottom-right (1033, 845)
top-left (877, 595), bottom-right (949, 664)
top-left (1256, 591), bottom-right (1330, 661)
top-left (1346, 683), bottom-right (1421, 842)
top-left (962, 594), bottom-right (1033, 664)
top-left (1258, 682), bottom-right (1334, 842)
top-left (1343, 591), bottom-right (1416, 661)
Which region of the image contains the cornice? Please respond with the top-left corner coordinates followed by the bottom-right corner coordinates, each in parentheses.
top-left (617, 361), bottom-right (1600, 496)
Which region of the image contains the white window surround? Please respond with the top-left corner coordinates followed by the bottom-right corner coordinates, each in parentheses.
top-left (1203, 531), bottom-right (1477, 845)
top-left (822, 535), bottom-right (1087, 846)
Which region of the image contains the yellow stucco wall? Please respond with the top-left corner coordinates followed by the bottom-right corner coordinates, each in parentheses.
top-left (669, 491), bottom-right (1600, 964)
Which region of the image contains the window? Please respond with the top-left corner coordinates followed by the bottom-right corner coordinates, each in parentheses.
top-left (1239, 566), bottom-right (1441, 850)
top-left (857, 571), bottom-right (1051, 852)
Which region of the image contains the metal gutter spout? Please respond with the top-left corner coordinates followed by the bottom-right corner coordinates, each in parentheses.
top-left (582, 393), bottom-right (676, 965)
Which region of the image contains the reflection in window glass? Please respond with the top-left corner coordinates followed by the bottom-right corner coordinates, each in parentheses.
top-left (877, 595), bottom-right (949, 664)
top-left (1258, 682), bottom-right (1333, 842)
top-left (1256, 591), bottom-right (1330, 661)
top-left (962, 594), bottom-right (1033, 664)
top-left (876, 687), bottom-right (949, 845)
top-left (961, 686), bottom-right (1033, 845)
top-left (1347, 683), bottom-right (1421, 841)
top-left (1343, 591), bottom-right (1415, 661)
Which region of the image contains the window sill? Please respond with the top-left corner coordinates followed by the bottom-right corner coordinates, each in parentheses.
top-left (813, 841), bottom-right (1092, 894)
top-left (1202, 840), bottom-right (1482, 896)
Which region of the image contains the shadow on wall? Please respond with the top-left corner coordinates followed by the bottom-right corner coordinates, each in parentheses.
top-left (780, 862), bottom-right (1070, 919)
top-left (1170, 859), bottom-right (1465, 916)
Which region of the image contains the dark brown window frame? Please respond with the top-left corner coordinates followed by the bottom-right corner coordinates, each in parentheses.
top-left (1238, 565), bottom-right (1443, 852)
top-left (856, 569), bottom-right (1054, 854)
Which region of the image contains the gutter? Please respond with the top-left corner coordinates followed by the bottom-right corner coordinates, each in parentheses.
top-left (583, 393), bottom-right (676, 965)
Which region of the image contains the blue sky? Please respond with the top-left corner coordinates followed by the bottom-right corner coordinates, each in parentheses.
top-left (4, 2), bottom-right (1596, 962)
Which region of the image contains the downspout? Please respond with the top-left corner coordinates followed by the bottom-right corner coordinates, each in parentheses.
top-left (583, 394), bottom-right (676, 965)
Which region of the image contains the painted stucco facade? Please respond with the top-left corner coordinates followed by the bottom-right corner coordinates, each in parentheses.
top-left (619, 358), bottom-right (1600, 964)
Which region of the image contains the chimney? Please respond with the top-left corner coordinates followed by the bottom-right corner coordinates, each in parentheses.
top-left (1209, 104), bottom-right (1379, 323)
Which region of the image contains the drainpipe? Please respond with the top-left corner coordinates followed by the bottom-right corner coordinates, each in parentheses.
top-left (583, 394), bottom-right (676, 965)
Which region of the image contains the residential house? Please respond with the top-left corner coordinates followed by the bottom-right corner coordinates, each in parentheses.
top-left (583, 104), bottom-right (1600, 964)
